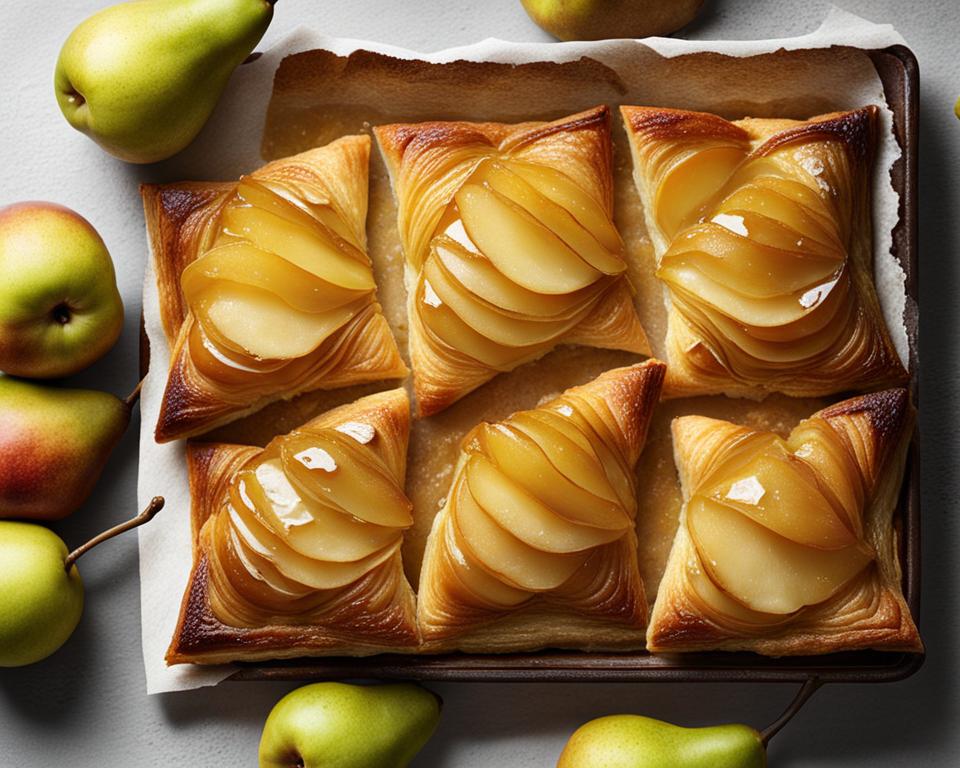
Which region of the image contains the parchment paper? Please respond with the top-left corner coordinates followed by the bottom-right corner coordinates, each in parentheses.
top-left (138, 8), bottom-right (909, 694)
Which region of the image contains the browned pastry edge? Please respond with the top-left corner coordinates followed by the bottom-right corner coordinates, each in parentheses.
top-left (416, 360), bottom-right (666, 653)
top-left (646, 388), bottom-right (922, 655)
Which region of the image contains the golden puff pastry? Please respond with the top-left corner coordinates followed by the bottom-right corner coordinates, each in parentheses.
top-left (417, 360), bottom-right (666, 653)
top-left (375, 106), bottom-right (650, 416)
top-left (144, 135), bottom-right (407, 443)
top-left (166, 389), bottom-right (419, 665)
top-left (621, 105), bottom-right (907, 399)
top-left (647, 388), bottom-right (921, 655)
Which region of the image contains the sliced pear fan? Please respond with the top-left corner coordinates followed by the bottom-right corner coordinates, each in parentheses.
top-left (192, 281), bottom-right (365, 360)
top-left (442, 516), bottom-right (530, 608)
top-left (687, 497), bottom-right (873, 615)
top-left (220, 201), bottom-right (374, 291)
top-left (280, 431), bottom-right (413, 529)
top-left (478, 423), bottom-right (632, 531)
top-left (451, 477), bottom-right (586, 591)
top-left (475, 161), bottom-right (625, 275)
top-left (182, 242), bottom-right (366, 314)
top-left (464, 455), bottom-right (624, 554)
top-left (240, 460), bottom-right (401, 563)
top-left (455, 182), bottom-right (601, 295)
top-left (698, 444), bottom-right (856, 550)
top-left (507, 161), bottom-right (623, 253)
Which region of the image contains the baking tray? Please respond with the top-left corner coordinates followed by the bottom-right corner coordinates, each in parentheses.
top-left (219, 44), bottom-right (920, 685)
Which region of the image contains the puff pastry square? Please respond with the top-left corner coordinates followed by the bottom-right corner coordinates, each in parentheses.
top-left (144, 135), bottom-right (407, 443)
top-left (375, 106), bottom-right (650, 416)
top-left (647, 388), bottom-right (921, 655)
top-left (417, 360), bottom-right (666, 652)
top-left (166, 389), bottom-right (419, 664)
top-left (621, 105), bottom-right (907, 399)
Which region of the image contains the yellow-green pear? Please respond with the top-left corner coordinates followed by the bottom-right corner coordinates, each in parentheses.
top-left (521, 0), bottom-right (704, 41)
top-left (0, 498), bottom-right (163, 667)
top-left (55, 0), bottom-right (276, 163)
top-left (557, 714), bottom-right (766, 768)
top-left (0, 377), bottom-right (137, 521)
top-left (258, 682), bottom-right (441, 768)
top-left (0, 202), bottom-right (123, 378)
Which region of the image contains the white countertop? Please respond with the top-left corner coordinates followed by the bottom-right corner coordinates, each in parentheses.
top-left (1, 1), bottom-right (958, 765)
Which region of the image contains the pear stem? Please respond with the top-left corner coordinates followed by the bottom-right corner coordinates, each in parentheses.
top-left (64, 497), bottom-right (165, 573)
top-left (124, 379), bottom-right (144, 410)
top-left (759, 677), bottom-right (823, 746)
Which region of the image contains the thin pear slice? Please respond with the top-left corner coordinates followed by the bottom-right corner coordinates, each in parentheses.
top-left (183, 242), bottom-right (365, 314)
top-left (544, 399), bottom-right (636, 513)
top-left (655, 146), bottom-right (747, 237)
top-left (465, 455), bottom-right (622, 553)
top-left (194, 282), bottom-right (362, 360)
top-left (452, 477), bottom-right (585, 591)
top-left (478, 423), bottom-right (632, 531)
top-left (685, 555), bottom-right (790, 628)
top-left (228, 500), bottom-right (400, 591)
top-left (417, 284), bottom-right (545, 369)
top-left (508, 411), bottom-right (618, 502)
top-left (442, 516), bottom-right (530, 608)
top-left (507, 161), bottom-right (623, 252)
top-left (788, 420), bottom-right (864, 537)
top-left (687, 497), bottom-right (873, 615)
top-left (478, 162), bottom-right (625, 275)
top-left (455, 183), bottom-right (601, 294)
top-left (222, 514), bottom-right (317, 601)
top-left (221, 202), bottom-right (374, 291)
top-left (699, 447), bottom-right (856, 550)
top-left (422, 257), bottom-right (579, 347)
top-left (280, 431), bottom-right (413, 529)
top-left (242, 460), bottom-right (402, 563)
top-left (433, 239), bottom-right (599, 319)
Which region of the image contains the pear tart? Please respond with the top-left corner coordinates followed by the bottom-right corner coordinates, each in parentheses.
top-left (167, 389), bottom-right (419, 664)
top-left (144, 135), bottom-right (407, 443)
top-left (621, 105), bottom-right (907, 399)
top-left (417, 360), bottom-right (666, 652)
top-left (647, 389), bottom-right (921, 655)
top-left (375, 106), bottom-right (650, 416)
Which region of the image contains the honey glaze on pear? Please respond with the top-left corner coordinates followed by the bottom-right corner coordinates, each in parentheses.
top-left (414, 158), bottom-right (629, 372)
top-left (683, 417), bottom-right (876, 630)
top-left (180, 173), bottom-right (382, 398)
top-left (203, 419), bottom-right (414, 628)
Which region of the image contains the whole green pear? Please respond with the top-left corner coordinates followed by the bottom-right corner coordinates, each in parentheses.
top-left (0, 377), bottom-right (132, 520)
top-left (0, 202), bottom-right (123, 378)
top-left (258, 682), bottom-right (442, 768)
top-left (55, 0), bottom-right (276, 163)
top-left (0, 521), bottom-right (83, 667)
top-left (0, 497), bottom-right (163, 667)
top-left (557, 714), bottom-right (766, 768)
top-left (521, 0), bottom-right (704, 41)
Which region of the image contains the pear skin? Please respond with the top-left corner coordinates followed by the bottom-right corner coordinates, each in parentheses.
top-left (557, 715), bottom-right (766, 768)
top-left (0, 202), bottom-right (123, 378)
top-left (258, 682), bottom-right (441, 768)
top-left (0, 377), bottom-right (131, 520)
top-left (55, 0), bottom-right (275, 163)
top-left (521, 0), bottom-right (703, 41)
top-left (0, 522), bottom-right (83, 667)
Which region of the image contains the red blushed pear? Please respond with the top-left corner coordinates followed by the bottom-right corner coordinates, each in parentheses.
top-left (0, 497), bottom-right (164, 667)
top-left (0, 202), bottom-right (123, 379)
top-left (0, 376), bottom-right (141, 520)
